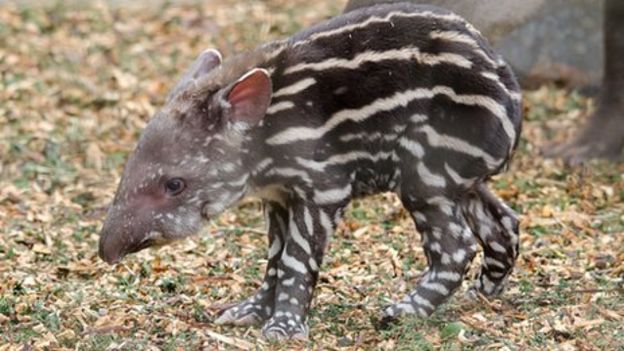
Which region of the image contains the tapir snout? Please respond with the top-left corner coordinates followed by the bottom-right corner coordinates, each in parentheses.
top-left (98, 201), bottom-right (158, 265)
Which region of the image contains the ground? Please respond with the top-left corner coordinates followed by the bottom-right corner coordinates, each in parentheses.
top-left (0, 1), bottom-right (623, 350)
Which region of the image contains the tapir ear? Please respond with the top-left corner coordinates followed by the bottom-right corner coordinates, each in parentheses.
top-left (224, 68), bottom-right (272, 128)
top-left (189, 49), bottom-right (222, 79)
top-left (168, 49), bottom-right (222, 101)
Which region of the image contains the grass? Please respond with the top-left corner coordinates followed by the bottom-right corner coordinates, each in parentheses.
top-left (0, 0), bottom-right (623, 350)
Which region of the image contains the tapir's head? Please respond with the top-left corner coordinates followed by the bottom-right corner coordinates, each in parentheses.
top-left (99, 49), bottom-right (273, 264)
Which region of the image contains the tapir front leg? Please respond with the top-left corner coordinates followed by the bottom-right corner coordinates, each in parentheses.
top-left (215, 201), bottom-right (288, 325)
top-left (261, 200), bottom-right (341, 340)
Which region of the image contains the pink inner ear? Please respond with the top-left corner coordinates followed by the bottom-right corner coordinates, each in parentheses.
top-left (227, 69), bottom-right (272, 126)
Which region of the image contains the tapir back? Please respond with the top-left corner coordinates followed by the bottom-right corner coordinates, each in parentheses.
top-left (251, 3), bottom-right (522, 198)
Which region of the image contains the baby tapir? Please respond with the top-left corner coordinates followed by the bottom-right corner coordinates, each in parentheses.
top-left (98, 2), bottom-right (522, 340)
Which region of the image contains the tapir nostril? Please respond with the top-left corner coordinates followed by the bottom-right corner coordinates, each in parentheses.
top-left (98, 230), bottom-right (123, 265)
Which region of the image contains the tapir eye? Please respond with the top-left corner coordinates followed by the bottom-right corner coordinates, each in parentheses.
top-left (164, 178), bottom-right (186, 196)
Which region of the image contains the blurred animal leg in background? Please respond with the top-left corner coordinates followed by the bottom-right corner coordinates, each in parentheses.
top-left (545, 0), bottom-right (624, 164)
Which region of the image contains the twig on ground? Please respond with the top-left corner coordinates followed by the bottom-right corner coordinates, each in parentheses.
top-left (212, 226), bottom-right (267, 235)
top-left (205, 329), bottom-right (256, 350)
top-left (83, 325), bottom-right (133, 335)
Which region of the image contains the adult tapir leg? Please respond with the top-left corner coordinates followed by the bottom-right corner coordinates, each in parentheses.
top-left (545, 0), bottom-right (624, 164)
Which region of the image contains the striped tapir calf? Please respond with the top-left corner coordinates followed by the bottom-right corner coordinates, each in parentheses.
top-left (98, 2), bottom-right (522, 340)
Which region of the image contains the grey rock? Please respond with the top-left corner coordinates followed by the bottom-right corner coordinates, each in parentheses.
top-left (497, 0), bottom-right (603, 88)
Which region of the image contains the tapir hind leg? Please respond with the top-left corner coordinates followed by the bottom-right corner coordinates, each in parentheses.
top-left (383, 196), bottom-right (478, 320)
top-left (462, 184), bottom-right (519, 297)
